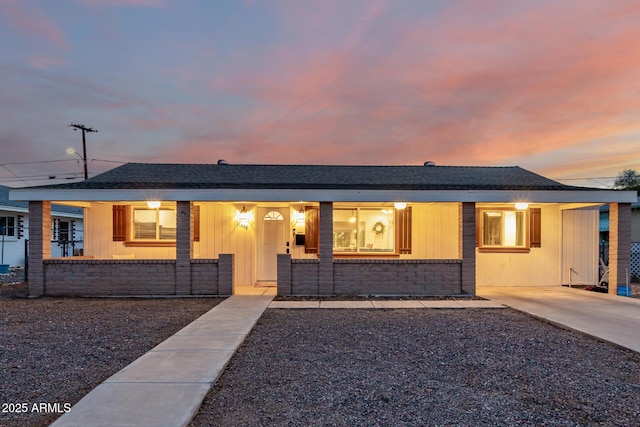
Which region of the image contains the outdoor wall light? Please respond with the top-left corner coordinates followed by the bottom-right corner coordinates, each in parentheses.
top-left (515, 202), bottom-right (529, 210)
top-left (295, 207), bottom-right (305, 225)
top-left (236, 206), bottom-right (252, 229)
top-left (147, 201), bottom-right (161, 209)
top-left (394, 202), bottom-right (407, 210)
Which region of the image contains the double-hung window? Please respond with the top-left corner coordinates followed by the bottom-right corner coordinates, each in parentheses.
top-left (0, 216), bottom-right (16, 237)
top-left (133, 208), bottom-right (176, 241)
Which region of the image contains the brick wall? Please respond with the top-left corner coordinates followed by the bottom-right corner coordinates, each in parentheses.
top-left (609, 203), bottom-right (631, 294)
top-left (460, 202), bottom-right (476, 294)
top-left (334, 259), bottom-right (463, 296)
top-left (44, 259), bottom-right (177, 296)
top-left (28, 201), bottom-right (51, 297)
top-left (42, 255), bottom-right (233, 296)
top-left (292, 259), bottom-right (320, 295)
top-left (280, 257), bottom-right (464, 296)
top-left (191, 259), bottom-right (219, 295)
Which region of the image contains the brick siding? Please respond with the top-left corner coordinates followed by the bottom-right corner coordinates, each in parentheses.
top-left (333, 259), bottom-right (463, 296)
top-left (42, 256), bottom-right (233, 296)
top-left (191, 259), bottom-right (219, 295)
top-left (44, 259), bottom-right (177, 296)
top-left (280, 257), bottom-right (464, 296)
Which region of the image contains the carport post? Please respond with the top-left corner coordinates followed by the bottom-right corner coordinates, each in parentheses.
top-left (608, 203), bottom-right (631, 295)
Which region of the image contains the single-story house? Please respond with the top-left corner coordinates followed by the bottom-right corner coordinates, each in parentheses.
top-left (9, 162), bottom-right (636, 297)
top-left (1, 184), bottom-right (83, 268)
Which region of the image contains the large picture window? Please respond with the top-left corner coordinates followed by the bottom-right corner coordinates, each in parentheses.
top-left (333, 208), bottom-right (395, 253)
top-left (133, 208), bottom-right (176, 241)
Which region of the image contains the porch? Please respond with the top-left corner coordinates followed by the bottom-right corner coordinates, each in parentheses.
top-left (24, 199), bottom-right (633, 298)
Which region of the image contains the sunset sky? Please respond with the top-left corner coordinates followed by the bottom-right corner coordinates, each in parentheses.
top-left (1, 0), bottom-right (639, 188)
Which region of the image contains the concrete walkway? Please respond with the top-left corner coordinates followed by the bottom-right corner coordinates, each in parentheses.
top-left (478, 286), bottom-right (640, 353)
top-left (50, 295), bottom-right (274, 427)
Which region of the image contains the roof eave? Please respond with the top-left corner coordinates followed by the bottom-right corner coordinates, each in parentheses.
top-left (9, 188), bottom-right (637, 204)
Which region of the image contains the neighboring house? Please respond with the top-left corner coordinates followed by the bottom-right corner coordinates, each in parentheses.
top-left (0, 185), bottom-right (84, 268)
top-left (9, 163), bottom-right (636, 297)
top-left (600, 200), bottom-right (640, 242)
top-left (599, 199), bottom-right (640, 278)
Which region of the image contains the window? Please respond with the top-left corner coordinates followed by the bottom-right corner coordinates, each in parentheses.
top-left (333, 208), bottom-right (395, 253)
top-left (52, 219), bottom-right (71, 242)
top-left (479, 209), bottom-right (530, 252)
top-left (113, 204), bottom-right (199, 245)
top-left (264, 211), bottom-right (284, 221)
top-left (133, 208), bottom-right (176, 241)
top-left (0, 216), bottom-right (16, 237)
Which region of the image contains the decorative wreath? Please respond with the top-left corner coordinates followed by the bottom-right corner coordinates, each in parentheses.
top-left (372, 221), bottom-right (386, 235)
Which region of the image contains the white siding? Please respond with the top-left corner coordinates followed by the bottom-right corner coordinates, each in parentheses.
top-left (404, 203), bottom-right (459, 259)
top-left (477, 205), bottom-right (562, 286)
top-left (195, 203), bottom-right (256, 287)
top-left (561, 206), bottom-right (598, 286)
top-left (0, 210), bottom-right (27, 267)
top-left (84, 203), bottom-right (175, 259)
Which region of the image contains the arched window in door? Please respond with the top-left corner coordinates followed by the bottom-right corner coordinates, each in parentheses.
top-left (263, 211), bottom-right (284, 221)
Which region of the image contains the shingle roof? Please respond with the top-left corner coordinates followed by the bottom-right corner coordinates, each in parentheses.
top-left (24, 163), bottom-right (590, 192)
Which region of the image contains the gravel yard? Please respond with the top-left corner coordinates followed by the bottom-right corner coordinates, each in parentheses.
top-left (0, 284), bottom-right (221, 427)
top-left (192, 309), bottom-right (640, 427)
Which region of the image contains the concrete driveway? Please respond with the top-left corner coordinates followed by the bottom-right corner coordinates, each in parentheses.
top-left (477, 286), bottom-right (640, 353)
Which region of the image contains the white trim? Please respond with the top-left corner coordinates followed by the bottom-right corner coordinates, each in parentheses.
top-left (0, 204), bottom-right (29, 214)
top-left (0, 204), bottom-right (82, 218)
top-left (9, 188), bottom-right (637, 203)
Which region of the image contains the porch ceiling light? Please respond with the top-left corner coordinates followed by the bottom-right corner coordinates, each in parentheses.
top-left (515, 202), bottom-right (529, 210)
top-left (147, 201), bottom-right (161, 209)
top-left (394, 202), bottom-right (407, 210)
top-left (236, 206), bottom-right (252, 229)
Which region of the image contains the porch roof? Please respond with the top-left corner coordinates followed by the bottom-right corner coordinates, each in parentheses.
top-left (9, 163), bottom-right (637, 203)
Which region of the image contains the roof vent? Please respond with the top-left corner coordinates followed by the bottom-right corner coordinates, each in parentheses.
top-left (423, 161), bottom-right (436, 166)
top-left (217, 159), bottom-right (228, 165)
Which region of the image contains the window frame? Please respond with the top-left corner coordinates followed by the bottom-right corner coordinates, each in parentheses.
top-left (131, 207), bottom-right (177, 242)
top-left (113, 203), bottom-right (199, 247)
top-left (477, 208), bottom-right (531, 253)
top-left (332, 207), bottom-right (398, 255)
top-left (0, 215), bottom-right (16, 239)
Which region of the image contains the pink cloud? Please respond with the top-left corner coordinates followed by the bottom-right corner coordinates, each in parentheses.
top-left (133, 1), bottom-right (640, 181)
top-left (0, 0), bottom-right (68, 51)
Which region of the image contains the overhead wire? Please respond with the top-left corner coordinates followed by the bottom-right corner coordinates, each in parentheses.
top-left (0, 158), bottom-right (125, 185)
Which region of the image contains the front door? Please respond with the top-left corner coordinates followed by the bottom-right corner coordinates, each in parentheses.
top-left (257, 208), bottom-right (289, 282)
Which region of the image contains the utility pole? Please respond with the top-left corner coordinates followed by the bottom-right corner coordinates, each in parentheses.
top-left (68, 123), bottom-right (97, 180)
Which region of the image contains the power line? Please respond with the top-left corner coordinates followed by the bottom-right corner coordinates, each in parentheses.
top-left (0, 164), bottom-right (29, 186)
top-left (556, 176), bottom-right (617, 181)
top-left (0, 158), bottom-right (125, 185)
top-left (0, 159), bottom-right (78, 166)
